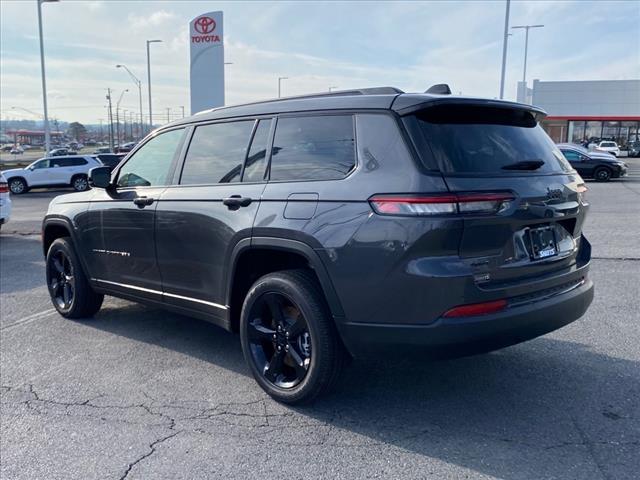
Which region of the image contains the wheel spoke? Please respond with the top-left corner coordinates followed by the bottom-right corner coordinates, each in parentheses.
top-left (264, 293), bottom-right (285, 325)
top-left (286, 316), bottom-right (306, 339)
top-left (52, 256), bottom-right (64, 274)
top-left (50, 279), bottom-right (60, 295)
top-left (248, 319), bottom-right (276, 343)
top-left (264, 349), bottom-right (285, 381)
top-left (286, 345), bottom-right (308, 378)
top-left (63, 283), bottom-right (72, 308)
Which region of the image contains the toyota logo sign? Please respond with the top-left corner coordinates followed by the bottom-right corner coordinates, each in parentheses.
top-left (194, 16), bottom-right (216, 34)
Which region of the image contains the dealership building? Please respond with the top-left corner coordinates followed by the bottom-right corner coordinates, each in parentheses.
top-left (518, 79), bottom-right (640, 150)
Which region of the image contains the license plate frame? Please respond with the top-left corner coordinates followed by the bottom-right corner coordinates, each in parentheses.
top-left (528, 225), bottom-right (558, 260)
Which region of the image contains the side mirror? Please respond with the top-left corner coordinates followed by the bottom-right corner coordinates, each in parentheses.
top-left (88, 166), bottom-right (112, 189)
top-left (28, 166), bottom-right (35, 171)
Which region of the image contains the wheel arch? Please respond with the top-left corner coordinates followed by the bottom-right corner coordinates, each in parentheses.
top-left (225, 237), bottom-right (345, 333)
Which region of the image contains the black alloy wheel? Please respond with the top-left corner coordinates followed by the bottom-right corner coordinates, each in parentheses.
top-left (246, 292), bottom-right (312, 389)
top-left (46, 237), bottom-right (104, 318)
top-left (240, 270), bottom-right (346, 404)
top-left (594, 167), bottom-right (611, 182)
top-left (48, 249), bottom-right (75, 312)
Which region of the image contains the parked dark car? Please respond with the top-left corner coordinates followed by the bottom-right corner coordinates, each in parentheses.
top-left (49, 148), bottom-right (77, 157)
top-left (115, 142), bottom-right (137, 153)
top-left (557, 143), bottom-right (628, 181)
top-left (92, 153), bottom-right (126, 171)
top-left (628, 141), bottom-right (640, 158)
top-left (42, 87), bottom-right (594, 404)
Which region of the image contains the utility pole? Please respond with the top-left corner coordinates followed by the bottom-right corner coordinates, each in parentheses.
top-left (166, 107), bottom-right (171, 123)
top-left (179, 106), bottom-right (185, 118)
top-left (146, 39), bottom-right (162, 134)
top-left (106, 89), bottom-right (115, 151)
top-left (499, 0), bottom-right (510, 99)
top-left (37, 0), bottom-right (58, 154)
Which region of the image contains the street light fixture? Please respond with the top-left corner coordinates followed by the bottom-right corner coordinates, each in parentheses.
top-left (146, 39), bottom-right (162, 133)
top-left (116, 64), bottom-right (144, 139)
top-left (511, 24), bottom-right (545, 85)
top-left (278, 76), bottom-right (288, 98)
top-left (37, 0), bottom-right (59, 154)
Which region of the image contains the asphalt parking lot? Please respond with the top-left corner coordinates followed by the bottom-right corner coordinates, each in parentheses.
top-left (1, 165), bottom-right (639, 480)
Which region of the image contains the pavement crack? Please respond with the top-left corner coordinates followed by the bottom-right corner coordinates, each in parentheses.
top-left (119, 431), bottom-right (181, 480)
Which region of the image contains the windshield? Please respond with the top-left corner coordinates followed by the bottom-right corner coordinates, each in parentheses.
top-left (406, 105), bottom-right (573, 174)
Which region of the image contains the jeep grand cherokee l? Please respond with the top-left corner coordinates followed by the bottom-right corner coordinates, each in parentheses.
top-left (42, 86), bottom-right (594, 404)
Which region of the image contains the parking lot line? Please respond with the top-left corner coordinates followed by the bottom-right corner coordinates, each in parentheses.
top-left (1, 309), bottom-right (57, 332)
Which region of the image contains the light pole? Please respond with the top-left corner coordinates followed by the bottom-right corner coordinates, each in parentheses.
top-left (146, 39), bottom-right (162, 133)
top-left (278, 76), bottom-right (288, 98)
top-left (37, 0), bottom-right (59, 154)
top-left (116, 64), bottom-right (144, 139)
top-left (512, 24), bottom-right (544, 85)
top-left (179, 106), bottom-right (185, 118)
top-left (498, 0), bottom-right (510, 99)
top-left (115, 88), bottom-right (128, 146)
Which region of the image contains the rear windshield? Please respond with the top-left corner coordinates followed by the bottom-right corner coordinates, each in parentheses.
top-left (406, 105), bottom-right (572, 174)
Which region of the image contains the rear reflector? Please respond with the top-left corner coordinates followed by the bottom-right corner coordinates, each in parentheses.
top-left (443, 299), bottom-right (508, 318)
top-left (0, 183), bottom-right (8, 194)
top-left (369, 192), bottom-right (514, 216)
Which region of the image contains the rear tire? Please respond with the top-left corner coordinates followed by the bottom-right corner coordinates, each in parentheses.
top-left (240, 269), bottom-right (346, 404)
top-left (71, 175), bottom-right (89, 192)
top-left (594, 167), bottom-right (611, 182)
top-left (8, 178), bottom-right (27, 194)
top-left (46, 237), bottom-right (103, 318)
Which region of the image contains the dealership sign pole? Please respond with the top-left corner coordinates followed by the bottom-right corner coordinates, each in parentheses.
top-left (190, 11), bottom-right (224, 114)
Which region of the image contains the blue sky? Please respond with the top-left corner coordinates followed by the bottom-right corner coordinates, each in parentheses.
top-left (1, 0), bottom-right (638, 124)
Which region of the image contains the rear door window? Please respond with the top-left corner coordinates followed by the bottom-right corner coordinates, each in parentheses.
top-left (269, 115), bottom-right (356, 181)
top-left (180, 121), bottom-right (255, 185)
top-left (406, 105), bottom-right (572, 174)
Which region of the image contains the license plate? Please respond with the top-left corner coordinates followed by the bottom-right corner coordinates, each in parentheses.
top-left (529, 226), bottom-right (557, 260)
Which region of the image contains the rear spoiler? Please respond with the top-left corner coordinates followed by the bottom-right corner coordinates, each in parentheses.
top-left (392, 96), bottom-right (547, 122)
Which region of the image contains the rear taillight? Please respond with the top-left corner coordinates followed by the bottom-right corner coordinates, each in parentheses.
top-left (369, 192), bottom-right (514, 216)
top-left (443, 299), bottom-right (508, 318)
top-left (0, 183), bottom-right (8, 194)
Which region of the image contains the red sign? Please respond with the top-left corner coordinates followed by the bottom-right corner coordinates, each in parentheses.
top-left (192, 15), bottom-right (220, 43)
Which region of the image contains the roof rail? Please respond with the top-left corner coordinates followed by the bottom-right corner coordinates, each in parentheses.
top-left (425, 84), bottom-right (452, 95)
top-left (265, 86), bottom-right (404, 103)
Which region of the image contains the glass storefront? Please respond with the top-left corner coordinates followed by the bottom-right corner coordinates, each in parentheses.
top-left (542, 119), bottom-right (640, 150)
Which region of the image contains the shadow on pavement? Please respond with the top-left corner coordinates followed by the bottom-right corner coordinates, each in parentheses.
top-left (82, 302), bottom-right (639, 479)
top-left (0, 235), bottom-right (46, 295)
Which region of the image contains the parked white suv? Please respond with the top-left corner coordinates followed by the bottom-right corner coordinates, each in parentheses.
top-left (595, 141), bottom-right (621, 157)
top-left (0, 173), bottom-right (12, 229)
top-left (1, 155), bottom-right (101, 194)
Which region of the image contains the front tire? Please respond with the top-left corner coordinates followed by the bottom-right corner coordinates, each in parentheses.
top-left (46, 237), bottom-right (103, 318)
top-left (240, 269), bottom-right (346, 404)
top-left (594, 167), bottom-right (612, 182)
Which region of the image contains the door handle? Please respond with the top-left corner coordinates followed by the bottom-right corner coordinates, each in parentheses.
top-left (133, 196), bottom-right (154, 208)
top-left (222, 195), bottom-right (252, 210)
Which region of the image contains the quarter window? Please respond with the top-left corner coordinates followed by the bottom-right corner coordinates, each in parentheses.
top-left (117, 128), bottom-right (185, 188)
top-left (269, 115), bottom-right (356, 181)
top-left (181, 121), bottom-right (255, 185)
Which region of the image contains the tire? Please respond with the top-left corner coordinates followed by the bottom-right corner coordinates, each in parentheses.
top-left (594, 167), bottom-right (612, 182)
top-left (46, 237), bottom-right (104, 318)
top-left (8, 177), bottom-right (27, 194)
top-left (71, 175), bottom-right (89, 192)
top-left (240, 269), bottom-right (346, 404)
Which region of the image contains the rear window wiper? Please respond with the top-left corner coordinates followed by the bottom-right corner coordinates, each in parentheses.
top-left (501, 160), bottom-right (545, 170)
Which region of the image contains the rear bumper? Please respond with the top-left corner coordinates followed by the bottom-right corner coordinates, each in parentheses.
top-left (338, 277), bottom-right (594, 358)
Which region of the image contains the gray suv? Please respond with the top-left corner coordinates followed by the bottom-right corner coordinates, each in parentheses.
top-left (42, 86), bottom-right (594, 403)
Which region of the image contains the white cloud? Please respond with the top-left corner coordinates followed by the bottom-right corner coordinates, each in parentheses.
top-left (127, 10), bottom-right (176, 30)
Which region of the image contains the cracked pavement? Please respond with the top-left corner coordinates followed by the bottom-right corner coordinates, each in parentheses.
top-left (1, 174), bottom-right (639, 479)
